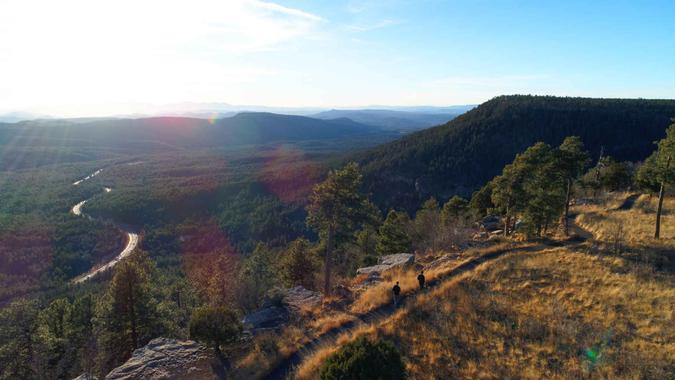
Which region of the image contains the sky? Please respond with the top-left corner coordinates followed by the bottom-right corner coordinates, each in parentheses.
top-left (0, 0), bottom-right (674, 117)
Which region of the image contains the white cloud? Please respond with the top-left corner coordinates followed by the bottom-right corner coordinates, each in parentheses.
top-left (346, 19), bottom-right (400, 33)
top-left (0, 0), bottom-right (322, 115)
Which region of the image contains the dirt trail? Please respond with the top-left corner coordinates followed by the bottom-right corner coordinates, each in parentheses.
top-left (263, 230), bottom-right (590, 380)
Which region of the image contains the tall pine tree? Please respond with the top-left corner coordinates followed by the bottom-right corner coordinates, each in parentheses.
top-left (307, 163), bottom-right (376, 294)
top-left (376, 210), bottom-right (412, 255)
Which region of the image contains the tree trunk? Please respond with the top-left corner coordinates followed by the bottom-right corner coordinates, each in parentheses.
top-left (564, 178), bottom-right (572, 236)
top-left (324, 226), bottom-right (334, 295)
top-left (128, 281), bottom-right (138, 349)
top-left (655, 182), bottom-right (665, 239)
top-left (504, 203), bottom-right (510, 236)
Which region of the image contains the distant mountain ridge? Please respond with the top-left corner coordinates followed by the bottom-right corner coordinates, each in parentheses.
top-left (311, 107), bottom-right (474, 131)
top-left (352, 95), bottom-right (675, 211)
top-left (0, 112), bottom-right (394, 170)
top-left (0, 104), bottom-right (473, 122)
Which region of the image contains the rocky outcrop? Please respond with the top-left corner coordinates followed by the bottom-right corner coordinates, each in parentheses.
top-left (284, 286), bottom-right (323, 310)
top-left (242, 286), bottom-right (323, 331)
top-left (478, 215), bottom-right (501, 231)
top-left (242, 306), bottom-right (290, 330)
top-left (356, 253), bottom-right (414, 275)
top-left (74, 374), bottom-right (98, 380)
top-left (104, 338), bottom-right (220, 380)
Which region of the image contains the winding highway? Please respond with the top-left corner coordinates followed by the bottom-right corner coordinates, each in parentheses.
top-left (70, 169), bottom-right (139, 283)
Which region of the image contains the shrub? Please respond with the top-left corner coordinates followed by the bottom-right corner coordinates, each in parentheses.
top-left (319, 337), bottom-right (406, 380)
top-left (189, 306), bottom-right (242, 353)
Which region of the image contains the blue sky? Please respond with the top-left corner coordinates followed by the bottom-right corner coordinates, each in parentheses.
top-left (1, 0), bottom-right (673, 116)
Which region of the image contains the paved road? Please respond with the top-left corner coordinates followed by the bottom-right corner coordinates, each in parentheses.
top-left (70, 169), bottom-right (139, 283)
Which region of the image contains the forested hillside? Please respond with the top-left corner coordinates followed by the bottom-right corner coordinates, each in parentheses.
top-left (352, 95), bottom-right (675, 211)
top-left (0, 113), bottom-right (393, 170)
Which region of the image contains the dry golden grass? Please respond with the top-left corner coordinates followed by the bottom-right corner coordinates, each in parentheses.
top-left (230, 325), bottom-right (314, 379)
top-left (294, 324), bottom-right (381, 380)
top-left (308, 312), bottom-right (357, 336)
top-left (574, 193), bottom-right (675, 246)
top-left (298, 247), bottom-right (675, 379)
top-left (349, 241), bottom-right (525, 314)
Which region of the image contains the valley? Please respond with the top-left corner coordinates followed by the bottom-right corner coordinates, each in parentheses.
top-left (2, 2), bottom-right (674, 379)
top-left (1, 97), bottom-right (673, 380)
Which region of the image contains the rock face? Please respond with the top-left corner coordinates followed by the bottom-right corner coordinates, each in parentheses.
top-left (356, 253), bottom-right (414, 275)
top-left (284, 286), bottom-right (323, 310)
top-left (242, 306), bottom-right (290, 330)
top-left (104, 338), bottom-right (219, 380)
top-left (74, 374), bottom-right (98, 380)
top-left (241, 286), bottom-right (323, 331)
top-left (478, 215), bottom-right (501, 231)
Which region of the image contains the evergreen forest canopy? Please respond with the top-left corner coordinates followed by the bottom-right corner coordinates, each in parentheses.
top-left (352, 95), bottom-right (675, 211)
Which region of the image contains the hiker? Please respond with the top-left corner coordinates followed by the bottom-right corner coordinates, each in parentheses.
top-left (417, 270), bottom-right (426, 290)
top-left (392, 281), bottom-right (401, 306)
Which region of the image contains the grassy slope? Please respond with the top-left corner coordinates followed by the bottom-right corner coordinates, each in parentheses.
top-left (576, 193), bottom-right (675, 251)
top-left (295, 196), bottom-right (675, 379)
top-left (297, 247), bottom-right (674, 379)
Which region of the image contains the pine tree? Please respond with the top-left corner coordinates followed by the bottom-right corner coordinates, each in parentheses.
top-left (189, 306), bottom-right (241, 355)
top-left (492, 142), bottom-right (568, 236)
top-left (307, 162), bottom-right (376, 294)
top-left (279, 238), bottom-right (317, 289)
top-left (36, 298), bottom-right (74, 378)
top-left (95, 252), bottom-right (161, 374)
top-left (556, 137), bottom-right (590, 235)
top-left (0, 299), bottom-right (38, 379)
top-left (638, 122), bottom-right (675, 238)
top-left (239, 242), bottom-right (278, 311)
top-left (470, 182), bottom-right (494, 217)
top-left (376, 210), bottom-right (412, 255)
top-left (441, 195), bottom-right (469, 224)
top-left (355, 225), bottom-right (378, 265)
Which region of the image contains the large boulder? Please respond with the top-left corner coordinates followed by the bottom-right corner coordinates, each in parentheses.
top-left (104, 338), bottom-right (219, 380)
top-left (242, 306), bottom-right (289, 330)
top-left (284, 286), bottom-right (323, 310)
top-left (356, 253), bottom-right (414, 275)
top-left (478, 215), bottom-right (501, 231)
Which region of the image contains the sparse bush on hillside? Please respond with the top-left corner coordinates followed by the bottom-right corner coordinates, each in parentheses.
top-left (189, 306), bottom-right (242, 354)
top-left (319, 336), bottom-right (406, 380)
top-left (581, 156), bottom-right (634, 194)
top-left (610, 220), bottom-right (624, 255)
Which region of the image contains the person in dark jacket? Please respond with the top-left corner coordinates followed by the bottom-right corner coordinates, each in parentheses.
top-left (417, 270), bottom-right (426, 290)
top-left (392, 281), bottom-right (401, 306)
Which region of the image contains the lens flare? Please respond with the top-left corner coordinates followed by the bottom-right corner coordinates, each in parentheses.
top-left (257, 145), bottom-right (322, 203)
top-left (179, 222), bottom-right (240, 304)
